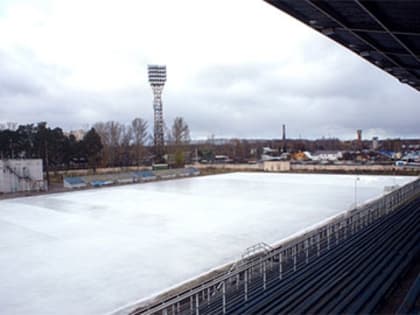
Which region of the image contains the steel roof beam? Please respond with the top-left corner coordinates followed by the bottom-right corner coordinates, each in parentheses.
top-left (336, 27), bottom-right (420, 37)
top-left (303, 0), bottom-right (419, 84)
top-left (354, 0), bottom-right (420, 64)
top-left (348, 46), bottom-right (420, 59)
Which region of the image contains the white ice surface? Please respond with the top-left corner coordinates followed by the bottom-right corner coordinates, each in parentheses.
top-left (0, 173), bottom-right (415, 315)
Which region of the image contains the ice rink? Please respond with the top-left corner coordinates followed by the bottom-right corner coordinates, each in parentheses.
top-left (0, 173), bottom-right (415, 315)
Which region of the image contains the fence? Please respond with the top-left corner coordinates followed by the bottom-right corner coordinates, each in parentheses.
top-left (133, 178), bottom-right (420, 315)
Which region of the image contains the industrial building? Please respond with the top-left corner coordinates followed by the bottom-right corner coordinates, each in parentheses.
top-left (0, 159), bottom-right (45, 193)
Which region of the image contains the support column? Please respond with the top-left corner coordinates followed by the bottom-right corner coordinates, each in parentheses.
top-left (195, 293), bottom-right (199, 315)
top-left (327, 227), bottom-right (330, 250)
top-left (244, 270), bottom-right (248, 301)
top-left (317, 234), bottom-right (321, 256)
top-left (335, 225), bottom-right (339, 245)
top-left (222, 281), bottom-right (226, 314)
top-left (263, 261), bottom-right (267, 290)
top-left (190, 296), bottom-right (193, 314)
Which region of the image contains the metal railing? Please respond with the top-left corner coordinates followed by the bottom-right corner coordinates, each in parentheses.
top-left (133, 178), bottom-right (420, 315)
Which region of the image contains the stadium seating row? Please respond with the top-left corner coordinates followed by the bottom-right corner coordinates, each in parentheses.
top-left (197, 197), bottom-right (420, 315)
top-left (63, 167), bottom-right (200, 189)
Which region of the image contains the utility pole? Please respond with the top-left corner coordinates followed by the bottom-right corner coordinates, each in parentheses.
top-left (45, 138), bottom-right (49, 189)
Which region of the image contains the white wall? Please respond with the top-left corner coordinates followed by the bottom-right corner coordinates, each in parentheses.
top-left (190, 162), bottom-right (291, 172)
top-left (0, 159), bottom-right (44, 193)
top-left (263, 161), bottom-right (291, 172)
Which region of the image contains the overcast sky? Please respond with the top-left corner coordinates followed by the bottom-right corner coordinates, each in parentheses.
top-left (0, 0), bottom-right (419, 140)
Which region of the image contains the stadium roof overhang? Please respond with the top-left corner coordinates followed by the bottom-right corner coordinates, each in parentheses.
top-left (264, 0), bottom-right (420, 92)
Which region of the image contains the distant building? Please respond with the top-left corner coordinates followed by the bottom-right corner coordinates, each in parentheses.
top-left (372, 137), bottom-right (379, 150)
top-left (261, 147), bottom-right (281, 161)
top-left (292, 151), bottom-right (311, 161)
top-left (357, 129), bottom-right (362, 142)
top-left (63, 177), bottom-right (86, 189)
top-left (307, 150), bottom-right (343, 161)
top-left (378, 150), bottom-right (402, 160)
top-left (0, 159), bottom-right (45, 193)
top-left (402, 151), bottom-right (420, 162)
top-left (263, 161), bottom-right (290, 172)
top-left (356, 129), bottom-right (362, 148)
top-left (68, 129), bottom-right (86, 141)
top-left (213, 155), bottom-right (233, 163)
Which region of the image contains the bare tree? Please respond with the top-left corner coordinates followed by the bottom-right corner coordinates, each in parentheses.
top-left (107, 121), bottom-right (123, 165)
top-left (93, 121), bottom-right (123, 166)
top-left (120, 124), bottom-right (133, 166)
top-left (107, 121), bottom-right (123, 147)
top-left (93, 122), bottom-right (110, 166)
top-left (121, 125), bottom-right (133, 147)
top-left (164, 122), bottom-right (172, 145)
top-left (0, 122), bottom-right (17, 131)
top-left (171, 117), bottom-right (190, 145)
top-left (171, 117), bottom-right (190, 167)
top-left (131, 118), bottom-right (148, 166)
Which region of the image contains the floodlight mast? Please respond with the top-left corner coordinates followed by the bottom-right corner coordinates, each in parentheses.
top-left (148, 65), bottom-right (166, 161)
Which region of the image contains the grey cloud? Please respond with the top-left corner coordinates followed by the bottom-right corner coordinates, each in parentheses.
top-left (0, 49), bottom-right (152, 129)
top-left (0, 52), bottom-right (45, 97)
top-left (1, 47), bottom-right (419, 140)
top-left (185, 54), bottom-right (420, 139)
top-left (0, 74), bottom-right (43, 97)
top-left (194, 63), bottom-right (272, 89)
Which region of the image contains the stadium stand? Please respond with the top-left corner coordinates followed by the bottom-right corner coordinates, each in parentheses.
top-left (63, 168), bottom-right (200, 189)
top-left (133, 170), bottom-right (157, 181)
top-left (132, 179), bottom-right (419, 315)
top-left (197, 197), bottom-right (420, 314)
top-left (396, 275), bottom-right (420, 315)
top-left (184, 167), bottom-right (200, 176)
top-left (63, 176), bottom-right (86, 189)
top-left (90, 179), bottom-right (112, 187)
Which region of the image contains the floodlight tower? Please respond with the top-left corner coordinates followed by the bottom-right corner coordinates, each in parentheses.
top-left (148, 65), bottom-right (166, 160)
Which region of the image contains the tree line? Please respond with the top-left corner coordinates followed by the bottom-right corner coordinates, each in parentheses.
top-left (3, 117), bottom-right (404, 170)
top-left (0, 117), bottom-right (191, 171)
top-left (0, 122), bottom-right (103, 171)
